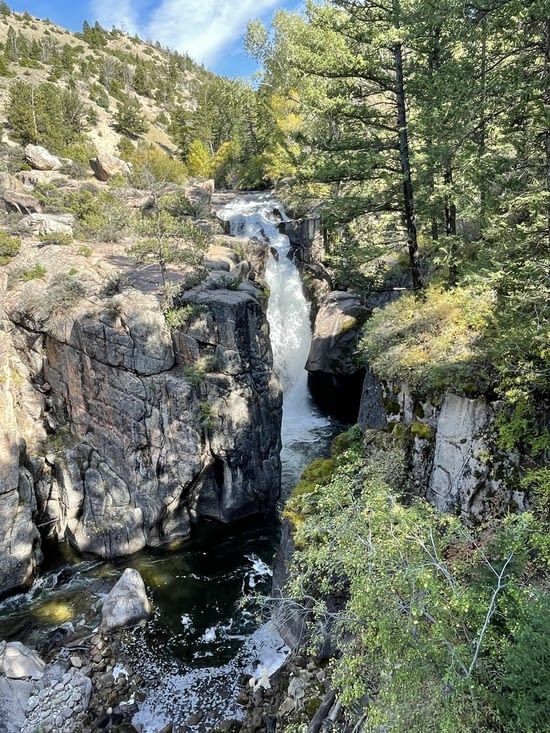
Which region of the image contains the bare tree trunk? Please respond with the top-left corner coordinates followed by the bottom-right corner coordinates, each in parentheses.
top-left (394, 41), bottom-right (422, 290)
top-left (445, 166), bottom-right (458, 287)
top-left (428, 25), bottom-right (442, 242)
top-left (479, 16), bottom-right (488, 231)
top-left (30, 85), bottom-right (38, 142)
top-left (544, 18), bottom-right (550, 248)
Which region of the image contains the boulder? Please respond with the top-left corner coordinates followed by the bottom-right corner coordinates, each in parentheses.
top-left (0, 641), bottom-right (45, 680)
top-left (100, 568), bottom-right (152, 632)
top-left (0, 190), bottom-right (42, 215)
top-left (19, 212), bottom-right (74, 237)
top-left (0, 171), bottom-right (25, 192)
top-left (89, 154), bottom-right (131, 181)
top-left (306, 291), bottom-right (368, 374)
top-left (204, 244), bottom-right (239, 271)
top-left (0, 677), bottom-right (30, 733)
top-left (306, 291), bottom-right (368, 422)
top-left (25, 144), bottom-right (62, 171)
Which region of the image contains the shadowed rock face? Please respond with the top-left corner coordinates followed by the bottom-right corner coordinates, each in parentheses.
top-left (306, 291), bottom-right (368, 423)
top-left (0, 236), bottom-right (282, 592)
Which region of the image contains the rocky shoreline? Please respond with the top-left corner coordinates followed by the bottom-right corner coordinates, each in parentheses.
top-left (0, 637), bottom-right (346, 733)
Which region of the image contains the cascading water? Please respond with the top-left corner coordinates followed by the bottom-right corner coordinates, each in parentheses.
top-left (0, 193), bottom-right (336, 732)
top-left (218, 193), bottom-right (332, 492)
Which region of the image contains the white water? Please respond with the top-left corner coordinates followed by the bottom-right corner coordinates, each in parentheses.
top-left (217, 192), bottom-right (331, 491)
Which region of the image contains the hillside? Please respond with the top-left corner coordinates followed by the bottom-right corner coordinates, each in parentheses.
top-left (0, 5), bottom-right (209, 160)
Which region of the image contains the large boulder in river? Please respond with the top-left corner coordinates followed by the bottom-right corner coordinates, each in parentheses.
top-left (100, 568), bottom-right (152, 632)
top-left (25, 144), bottom-right (62, 171)
top-left (0, 642), bottom-right (45, 680)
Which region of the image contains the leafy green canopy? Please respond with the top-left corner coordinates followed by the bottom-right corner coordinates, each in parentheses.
top-left (248, 0), bottom-right (549, 451)
top-left (283, 428), bottom-right (550, 733)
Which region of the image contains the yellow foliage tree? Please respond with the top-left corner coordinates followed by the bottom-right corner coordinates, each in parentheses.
top-left (186, 139), bottom-right (212, 178)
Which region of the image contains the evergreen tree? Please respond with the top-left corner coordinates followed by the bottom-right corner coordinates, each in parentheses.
top-left (6, 81), bottom-right (63, 148)
top-left (113, 94), bottom-right (148, 138)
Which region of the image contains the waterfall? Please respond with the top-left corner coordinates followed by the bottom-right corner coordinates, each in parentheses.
top-left (217, 193), bottom-right (331, 491)
top-left (0, 193), bottom-right (336, 733)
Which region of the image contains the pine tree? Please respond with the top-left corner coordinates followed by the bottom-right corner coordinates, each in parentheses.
top-left (113, 94), bottom-right (148, 138)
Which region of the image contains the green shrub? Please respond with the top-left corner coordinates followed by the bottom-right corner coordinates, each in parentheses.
top-left (0, 230), bottom-right (21, 264)
top-left (100, 272), bottom-right (130, 297)
top-left (164, 303), bottom-right (205, 330)
top-left (282, 431), bottom-right (550, 733)
top-left (200, 401), bottom-right (215, 429)
top-left (184, 364), bottom-right (205, 388)
top-left (361, 282), bottom-right (496, 396)
top-left (37, 232), bottom-right (73, 246)
top-left (498, 593), bottom-right (550, 732)
top-left (35, 185), bottom-right (131, 242)
top-left (126, 145), bottom-right (188, 186)
top-left (19, 263), bottom-right (46, 281)
top-left (39, 271), bottom-right (85, 320)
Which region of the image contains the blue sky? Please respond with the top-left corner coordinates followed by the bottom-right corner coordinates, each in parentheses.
top-left (7, 0), bottom-right (302, 78)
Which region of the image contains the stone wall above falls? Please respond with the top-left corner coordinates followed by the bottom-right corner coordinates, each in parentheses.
top-left (38, 283), bottom-right (282, 559)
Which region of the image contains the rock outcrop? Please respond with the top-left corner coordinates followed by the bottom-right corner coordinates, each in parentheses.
top-left (0, 190), bottom-right (42, 215)
top-left (19, 213), bottom-right (75, 237)
top-left (358, 379), bottom-right (524, 522)
top-left (0, 229), bottom-right (281, 592)
top-left (89, 154), bottom-right (131, 182)
top-left (25, 144), bottom-right (62, 171)
top-left (306, 291), bottom-right (368, 422)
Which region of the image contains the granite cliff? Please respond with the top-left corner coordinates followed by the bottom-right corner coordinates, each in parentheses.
top-left (0, 186), bottom-right (282, 597)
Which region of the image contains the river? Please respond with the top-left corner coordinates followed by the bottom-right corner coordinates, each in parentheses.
top-left (0, 193), bottom-right (336, 731)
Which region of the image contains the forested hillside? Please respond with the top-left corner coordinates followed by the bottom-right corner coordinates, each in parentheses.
top-left (0, 2), bottom-right (283, 187)
top-left (248, 0), bottom-right (549, 472)
top-left (246, 1), bottom-right (550, 731)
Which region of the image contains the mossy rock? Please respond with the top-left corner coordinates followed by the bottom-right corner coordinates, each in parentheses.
top-left (410, 421), bottom-right (434, 441)
top-left (331, 425), bottom-right (363, 456)
top-left (383, 399), bottom-right (401, 416)
top-left (292, 457), bottom-right (335, 499)
top-left (414, 402), bottom-right (425, 419)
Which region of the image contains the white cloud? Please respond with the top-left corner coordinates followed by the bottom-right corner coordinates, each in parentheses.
top-left (89, 0), bottom-right (141, 36)
top-left (90, 0), bottom-right (282, 70)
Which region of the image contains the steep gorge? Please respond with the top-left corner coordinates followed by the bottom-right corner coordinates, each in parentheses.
top-left (0, 193), bottom-right (282, 598)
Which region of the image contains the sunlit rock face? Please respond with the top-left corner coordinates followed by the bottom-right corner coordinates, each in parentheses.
top-left (358, 380), bottom-right (525, 522)
top-left (0, 236), bottom-right (282, 580)
top-left (42, 284), bottom-right (281, 558)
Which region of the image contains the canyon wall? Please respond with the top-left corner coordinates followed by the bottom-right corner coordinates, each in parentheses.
top-left (0, 235), bottom-right (282, 596)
